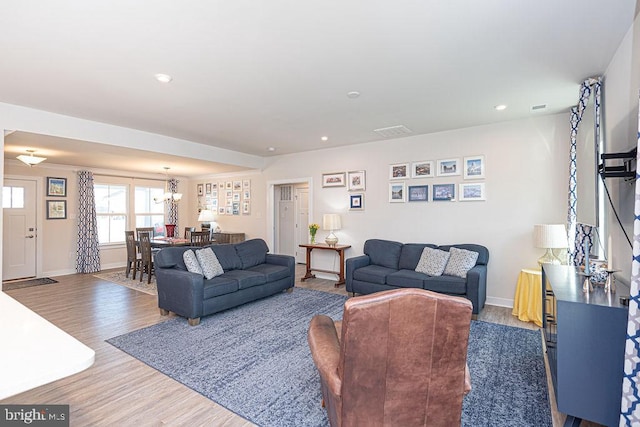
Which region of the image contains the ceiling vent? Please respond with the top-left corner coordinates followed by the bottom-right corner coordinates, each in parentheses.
top-left (531, 104), bottom-right (547, 112)
top-left (373, 125), bottom-right (413, 138)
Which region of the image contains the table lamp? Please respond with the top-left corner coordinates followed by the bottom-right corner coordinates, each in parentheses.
top-left (198, 209), bottom-right (216, 230)
top-left (533, 224), bottom-right (568, 267)
top-left (323, 214), bottom-right (341, 247)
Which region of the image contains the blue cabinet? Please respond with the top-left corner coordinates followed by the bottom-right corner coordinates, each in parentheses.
top-left (542, 265), bottom-right (629, 427)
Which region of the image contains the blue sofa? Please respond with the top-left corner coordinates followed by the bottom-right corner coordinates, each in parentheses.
top-left (346, 239), bottom-right (489, 315)
top-left (154, 238), bottom-right (295, 325)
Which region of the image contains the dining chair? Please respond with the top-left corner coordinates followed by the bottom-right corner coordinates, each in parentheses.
top-left (138, 231), bottom-right (155, 284)
top-left (190, 231), bottom-right (211, 247)
top-left (136, 227), bottom-right (155, 240)
top-left (125, 230), bottom-right (142, 280)
top-left (184, 227), bottom-right (196, 241)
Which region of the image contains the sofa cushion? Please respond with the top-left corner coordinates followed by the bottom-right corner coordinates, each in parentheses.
top-left (439, 244), bottom-right (489, 266)
top-left (399, 243), bottom-right (438, 270)
top-left (183, 249), bottom-right (203, 275)
top-left (415, 247), bottom-right (450, 276)
top-left (196, 247), bottom-right (224, 280)
top-left (221, 269), bottom-right (267, 289)
top-left (203, 276), bottom-right (239, 299)
top-left (247, 263), bottom-right (290, 283)
top-left (443, 247), bottom-right (479, 278)
top-left (387, 270), bottom-right (428, 289)
top-left (211, 244), bottom-right (243, 271)
top-left (235, 239), bottom-right (269, 269)
top-left (353, 264), bottom-right (397, 285)
top-left (363, 239), bottom-right (403, 269)
top-left (424, 275), bottom-right (467, 295)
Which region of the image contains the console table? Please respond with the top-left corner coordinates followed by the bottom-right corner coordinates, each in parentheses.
top-left (212, 232), bottom-right (245, 244)
top-left (299, 243), bottom-right (351, 287)
top-left (542, 264), bottom-right (629, 427)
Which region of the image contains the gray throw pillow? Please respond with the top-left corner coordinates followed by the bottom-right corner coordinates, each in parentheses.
top-left (415, 247), bottom-right (450, 276)
top-left (443, 247), bottom-right (479, 278)
top-left (183, 249), bottom-right (203, 275)
top-left (196, 247), bottom-right (224, 280)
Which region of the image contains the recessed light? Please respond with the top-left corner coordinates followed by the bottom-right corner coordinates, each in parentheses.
top-left (321, 136), bottom-right (328, 141)
top-left (267, 147), bottom-right (276, 152)
top-left (155, 73), bottom-right (173, 83)
top-left (347, 91), bottom-right (360, 99)
top-left (494, 104), bottom-right (507, 111)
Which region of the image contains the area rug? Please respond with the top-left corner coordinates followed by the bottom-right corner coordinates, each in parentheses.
top-left (92, 270), bottom-right (156, 295)
top-left (107, 288), bottom-right (552, 427)
top-left (2, 277), bottom-right (58, 291)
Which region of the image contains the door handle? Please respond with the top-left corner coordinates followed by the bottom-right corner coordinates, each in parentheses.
top-left (25, 235), bottom-right (34, 238)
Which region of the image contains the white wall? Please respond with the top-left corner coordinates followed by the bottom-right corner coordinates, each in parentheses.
top-left (602, 12), bottom-right (640, 283)
top-left (253, 114), bottom-right (571, 306)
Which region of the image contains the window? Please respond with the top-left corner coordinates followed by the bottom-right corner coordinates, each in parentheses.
top-left (2, 186), bottom-right (24, 208)
top-left (95, 184), bottom-right (127, 244)
top-left (135, 186), bottom-right (166, 237)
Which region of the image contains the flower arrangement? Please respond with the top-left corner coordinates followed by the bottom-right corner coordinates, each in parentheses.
top-left (309, 223), bottom-right (319, 244)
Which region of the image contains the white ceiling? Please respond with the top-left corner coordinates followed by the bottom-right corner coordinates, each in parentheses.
top-left (0, 1), bottom-right (636, 176)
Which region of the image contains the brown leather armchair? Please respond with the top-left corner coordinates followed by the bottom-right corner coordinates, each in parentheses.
top-left (308, 288), bottom-right (473, 427)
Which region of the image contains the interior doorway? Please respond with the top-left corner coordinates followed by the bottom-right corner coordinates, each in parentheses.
top-left (269, 178), bottom-right (312, 264)
top-left (3, 177), bottom-right (38, 281)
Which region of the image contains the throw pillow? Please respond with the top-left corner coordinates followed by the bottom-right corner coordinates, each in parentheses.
top-left (415, 247), bottom-right (450, 276)
top-left (183, 249), bottom-right (203, 275)
top-left (443, 247), bottom-right (479, 278)
top-left (196, 247), bottom-right (224, 280)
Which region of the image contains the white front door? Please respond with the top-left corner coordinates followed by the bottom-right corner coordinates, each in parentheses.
top-left (295, 186), bottom-right (309, 264)
top-left (3, 178), bottom-right (37, 281)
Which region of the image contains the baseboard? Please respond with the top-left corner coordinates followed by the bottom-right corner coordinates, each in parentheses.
top-left (100, 262), bottom-right (126, 270)
top-left (486, 296), bottom-right (513, 308)
top-left (42, 268), bottom-right (77, 277)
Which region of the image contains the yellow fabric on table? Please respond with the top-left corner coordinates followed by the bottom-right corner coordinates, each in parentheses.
top-left (512, 268), bottom-right (542, 327)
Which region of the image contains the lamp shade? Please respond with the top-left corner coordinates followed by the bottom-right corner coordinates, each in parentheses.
top-left (533, 224), bottom-right (567, 249)
top-left (323, 214), bottom-right (341, 231)
top-left (198, 209), bottom-right (215, 222)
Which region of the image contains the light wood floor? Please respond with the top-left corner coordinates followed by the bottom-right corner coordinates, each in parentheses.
top-left (1, 265), bottom-right (599, 427)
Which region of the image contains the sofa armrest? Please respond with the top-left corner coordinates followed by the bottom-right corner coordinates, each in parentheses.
top-left (466, 265), bottom-right (487, 315)
top-left (308, 315), bottom-right (342, 399)
top-left (345, 255), bottom-right (371, 292)
top-left (266, 253), bottom-right (296, 288)
top-left (156, 268), bottom-right (205, 319)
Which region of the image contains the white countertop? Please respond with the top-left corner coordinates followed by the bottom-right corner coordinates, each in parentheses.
top-left (0, 291), bottom-right (95, 400)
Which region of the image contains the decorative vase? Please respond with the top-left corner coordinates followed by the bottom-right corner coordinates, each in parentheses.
top-left (165, 224), bottom-right (176, 238)
top-left (310, 233), bottom-right (316, 244)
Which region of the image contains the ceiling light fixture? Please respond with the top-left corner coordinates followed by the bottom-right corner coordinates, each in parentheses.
top-left (154, 73), bottom-right (173, 83)
top-left (494, 104), bottom-right (507, 111)
top-left (154, 167), bottom-right (182, 204)
top-left (321, 136), bottom-right (328, 141)
top-left (17, 149), bottom-right (47, 167)
top-left (267, 147), bottom-right (276, 152)
top-left (347, 91), bottom-right (360, 99)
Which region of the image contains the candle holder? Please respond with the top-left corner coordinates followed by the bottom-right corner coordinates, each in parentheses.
top-left (604, 270), bottom-right (618, 293)
top-left (579, 272), bottom-right (593, 293)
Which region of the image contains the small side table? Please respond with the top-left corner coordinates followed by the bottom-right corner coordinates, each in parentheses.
top-left (299, 243), bottom-right (351, 287)
top-left (512, 268), bottom-right (543, 327)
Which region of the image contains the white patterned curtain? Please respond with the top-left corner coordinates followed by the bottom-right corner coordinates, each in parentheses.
top-left (620, 93), bottom-right (640, 425)
top-left (567, 77), bottom-right (601, 265)
top-left (76, 170), bottom-right (101, 273)
top-left (168, 178), bottom-right (179, 228)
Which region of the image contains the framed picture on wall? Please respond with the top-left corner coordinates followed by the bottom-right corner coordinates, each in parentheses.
top-left (459, 182), bottom-right (486, 201)
top-left (347, 170), bottom-right (366, 191)
top-left (197, 184), bottom-right (204, 196)
top-left (322, 172), bottom-right (346, 187)
top-left (463, 155), bottom-right (485, 179)
top-left (389, 163), bottom-right (409, 180)
top-left (46, 200), bottom-right (67, 219)
top-left (433, 183), bottom-right (456, 201)
top-left (408, 185), bottom-right (429, 202)
top-left (350, 193), bottom-right (364, 210)
top-left (436, 158), bottom-right (461, 177)
top-left (47, 177), bottom-right (67, 197)
top-left (205, 183), bottom-right (212, 194)
top-left (411, 161), bottom-right (434, 178)
top-left (389, 182), bottom-right (406, 203)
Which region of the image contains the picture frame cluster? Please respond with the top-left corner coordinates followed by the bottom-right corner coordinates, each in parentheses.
top-left (322, 170), bottom-right (366, 211)
top-left (198, 179), bottom-right (251, 216)
top-left (46, 177), bottom-right (67, 220)
top-left (388, 156), bottom-right (486, 203)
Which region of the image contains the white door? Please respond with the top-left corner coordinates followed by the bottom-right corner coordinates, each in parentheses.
top-left (276, 185), bottom-right (295, 257)
top-left (295, 186), bottom-right (309, 264)
top-left (3, 179), bottom-right (37, 280)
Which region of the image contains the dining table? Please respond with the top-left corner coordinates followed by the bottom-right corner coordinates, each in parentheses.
top-left (147, 237), bottom-right (192, 248)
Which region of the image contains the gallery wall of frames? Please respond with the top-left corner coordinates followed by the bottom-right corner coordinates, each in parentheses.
top-left (321, 155), bottom-right (485, 211)
top-left (197, 179), bottom-right (251, 216)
